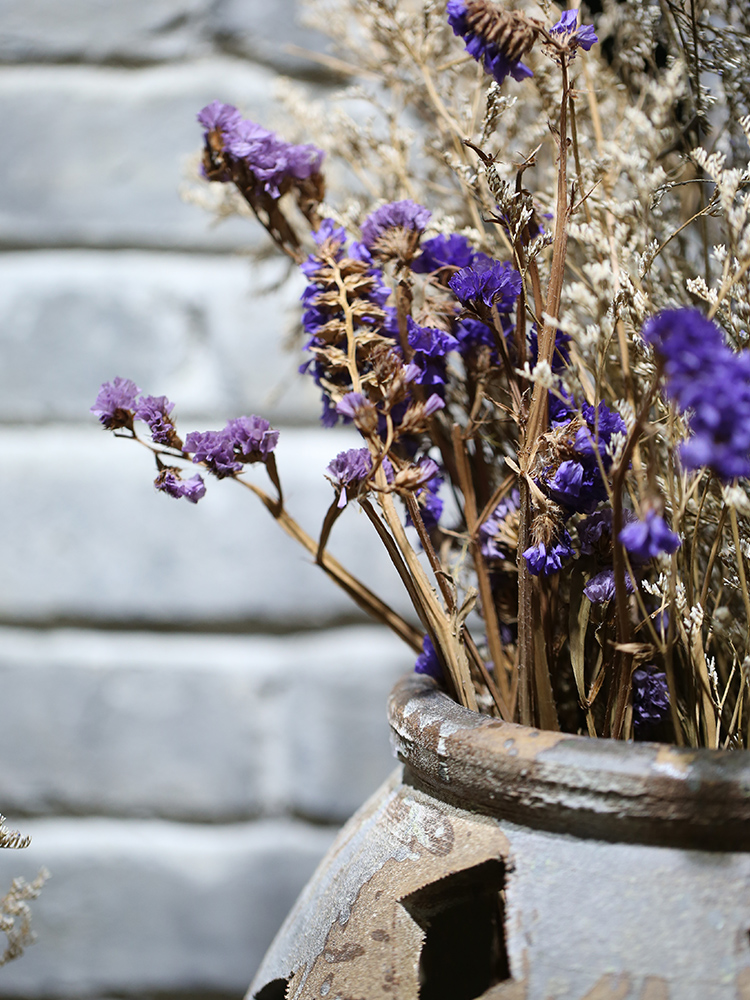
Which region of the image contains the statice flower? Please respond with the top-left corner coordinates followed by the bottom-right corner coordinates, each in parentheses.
top-left (632, 668), bottom-right (670, 730)
top-left (135, 394), bottom-right (181, 448)
top-left (326, 448), bottom-right (374, 508)
top-left (198, 102), bottom-right (324, 199)
top-left (91, 378), bottom-right (140, 430)
top-left (619, 510), bottom-right (681, 562)
top-left (643, 308), bottom-right (750, 481)
top-left (583, 568), bottom-right (635, 604)
top-left (540, 401), bottom-right (627, 515)
top-left (154, 469), bottom-right (206, 505)
top-left (196, 100), bottom-right (242, 136)
top-left (224, 416), bottom-right (279, 462)
top-left (414, 635), bottom-right (442, 679)
top-left (412, 233), bottom-right (490, 274)
top-left (549, 9), bottom-right (598, 53)
top-left (360, 200), bottom-right (431, 252)
top-left (447, 0), bottom-right (536, 85)
top-left (523, 531), bottom-right (574, 576)
top-left (479, 490), bottom-right (520, 561)
top-left (183, 430), bottom-right (243, 478)
top-left (449, 258), bottom-right (522, 312)
top-left (407, 318), bottom-right (459, 391)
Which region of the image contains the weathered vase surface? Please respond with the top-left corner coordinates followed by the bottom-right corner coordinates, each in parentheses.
top-left (248, 674), bottom-right (750, 1000)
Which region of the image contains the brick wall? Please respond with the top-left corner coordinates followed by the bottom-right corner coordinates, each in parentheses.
top-left (0, 4), bottom-right (413, 996)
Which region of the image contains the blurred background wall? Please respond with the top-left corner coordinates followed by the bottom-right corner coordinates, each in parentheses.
top-left (0, 2), bottom-right (414, 996)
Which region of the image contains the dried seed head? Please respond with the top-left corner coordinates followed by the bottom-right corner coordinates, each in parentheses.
top-left (465, 1), bottom-right (539, 64)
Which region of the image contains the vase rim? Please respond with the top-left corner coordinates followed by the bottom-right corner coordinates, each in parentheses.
top-left (388, 674), bottom-right (750, 851)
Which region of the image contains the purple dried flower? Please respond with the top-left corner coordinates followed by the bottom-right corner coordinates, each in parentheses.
top-left (360, 200), bottom-right (431, 250)
top-left (183, 430), bottom-right (242, 479)
top-left (449, 258), bottom-right (523, 312)
top-left (583, 568), bottom-right (635, 604)
top-left (447, 0), bottom-right (535, 85)
top-left (619, 510), bottom-right (681, 562)
top-left (198, 103), bottom-right (324, 199)
top-left (632, 668), bottom-right (670, 730)
top-left (415, 635), bottom-right (443, 679)
top-left (197, 100), bottom-right (243, 135)
top-left (479, 489), bottom-right (520, 561)
top-left (135, 394), bottom-right (180, 447)
top-left (407, 318), bottom-right (459, 392)
top-left (412, 233), bottom-right (490, 273)
top-left (523, 531), bottom-right (574, 576)
top-left (155, 470), bottom-right (206, 505)
top-left (549, 9), bottom-right (598, 52)
top-left (224, 415), bottom-right (279, 462)
top-left (91, 378), bottom-right (140, 430)
top-left (326, 448), bottom-right (373, 508)
top-left (643, 308), bottom-right (750, 481)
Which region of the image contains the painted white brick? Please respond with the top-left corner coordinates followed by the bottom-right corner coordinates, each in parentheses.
top-left (0, 817), bottom-right (336, 997)
top-left (209, 0), bottom-right (331, 76)
top-left (0, 626), bottom-right (410, 821)
top-left (0, 60), bottom-right (297, 250)
top-left (0, 0), bottom-right (213, 64)
top-left (0, 425), bottom-right (420, 626)
top-left (0, 250), bottom-right (318, 424)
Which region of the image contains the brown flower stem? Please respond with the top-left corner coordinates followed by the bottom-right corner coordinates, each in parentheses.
top-left (516, 56), bottom-right (572, 727)
top-left (403, 492), bottom-right (455, 612)
top-left (516, 474), bottom-right (534, 726)
top-left (451, 424), bottom-right (514, 709)
top-left (234, 478), bottom-right (422, 651)
top-left (609, 385), bottom-right (658, 738)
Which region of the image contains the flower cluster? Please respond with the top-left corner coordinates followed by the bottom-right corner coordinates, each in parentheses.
top-left (95, 0), bottom-right (750, 754)
top-left (643, 308), bottom-right (750, 480)
top-left (198, 101), bottom-right (324, 200)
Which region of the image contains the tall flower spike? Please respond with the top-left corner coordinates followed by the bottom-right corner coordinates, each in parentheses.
top-left (447, 0), bottom-right (537, 85)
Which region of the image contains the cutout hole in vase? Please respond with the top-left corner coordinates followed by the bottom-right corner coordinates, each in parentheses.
top-left (254, 976), bottom-right (291, 1000)
top-left (400, 858), bottom-right (511, 1000)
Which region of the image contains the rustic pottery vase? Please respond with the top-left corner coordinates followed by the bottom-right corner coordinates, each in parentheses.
top-left (248, 673), bottom-right (750, 1000)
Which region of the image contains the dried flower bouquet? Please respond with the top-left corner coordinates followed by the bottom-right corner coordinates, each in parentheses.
top-left (94, 0), bottom-right (750, 749)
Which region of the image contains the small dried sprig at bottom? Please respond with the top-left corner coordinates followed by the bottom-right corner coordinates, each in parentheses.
top-left (0, 815), bottom-right (47, 967)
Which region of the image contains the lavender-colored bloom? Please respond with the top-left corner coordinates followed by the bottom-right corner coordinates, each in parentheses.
top-left (360, 200), bottom-right (431, 249)
top-left (454, 318), bottom-right (496, 357)
top-left (135, 394), bottom-right (178, 446)
top-left (579, 510), bottom-right (613, 554)
top-left (541, 400), bottom-right (627, 515)
top-left (583, 568), bottom-right (635, 604)
top-left (91, 377), bottom-right (140, 429)
top-left (412, 233), bottom-right (490, 273)
top-left (548, 460), bottom-right (584, 506)
top-left (449, 258), bottom-right (523, 312)
top-left (407, 318), bottom-right (459, 391)
top-left (632, 668), bottom-right (670, 729)
top-left (479, 489), bottom-right (520, 560)
top-left (643, 308), bottom-right (750, 481)
top-left (447, 0), bottom-right (534, 85)
top-left (198, 103), bottom-right (324, 199)
top-left (415, 635), bottom-right (443, 679)
top-left (336, 392), bottom-right (371, 421)
top-left (197, 100), bottom-right (243, 135)
top-left (155, 470), bottom-right (206, 504)
top-left (619, 509), bottom-right (681, 562)
top-left (549, 9), bottom-right (598, 51)
top-left (224, 415), bottom-right (279, 462)
top-left (312, 217), bottom-right (347, 248)
top-left (523, 531), bottom-right (574, 576)
top-left (326, 448), bottom-right (373, 508)
top-left (183, 430), bottom-right (242, 478)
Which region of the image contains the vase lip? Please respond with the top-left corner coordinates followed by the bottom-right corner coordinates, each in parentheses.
top-left (388, 673), bottom-right (750, 852)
